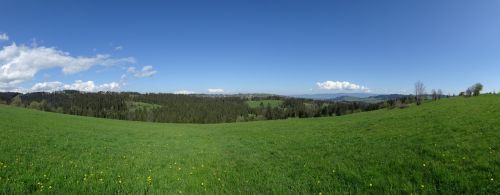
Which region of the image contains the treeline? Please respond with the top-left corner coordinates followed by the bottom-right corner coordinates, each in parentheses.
top-left (1, 91), bottom-right (407, 123)
top-left (244, 98), bottom-right (381, 121)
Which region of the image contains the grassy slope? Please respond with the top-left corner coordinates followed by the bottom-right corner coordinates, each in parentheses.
top-left (0, 95), bottom-right (499, 194)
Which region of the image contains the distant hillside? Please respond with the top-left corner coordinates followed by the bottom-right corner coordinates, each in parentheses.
top-left (0, 91), bottom-right (385, 123)
top-left (292, 93), bottom-right (410, 103)
top-left (333, 94), bottom-right (410, 103)
top-left (291, 93), bottom-right (378, 100)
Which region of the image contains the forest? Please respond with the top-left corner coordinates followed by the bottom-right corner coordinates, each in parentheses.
top-left (0, 91), bottom-right (415, 123)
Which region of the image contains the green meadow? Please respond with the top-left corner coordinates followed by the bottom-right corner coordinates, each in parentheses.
top-left (246, 100), bottom-right (283, 108)
top-left (0, 95), bottom-right (498, 194)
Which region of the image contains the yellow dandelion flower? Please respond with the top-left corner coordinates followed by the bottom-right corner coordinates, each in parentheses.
top-left (147, 176), bottom-right (152, 185)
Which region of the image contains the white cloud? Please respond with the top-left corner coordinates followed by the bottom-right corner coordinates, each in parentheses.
top-left (127, 65), bottom-right (157, 78)
top-left (30, 81), bottom-right (64, 92)
top-left (0, 43), bottom-right (134, 89)
top-left (0, 33), bottom-right (8, 41)
top-left (30, 80), bottom-right (121, 92)
top-left (114, 46), bottom-right (123, 51)
top-left (207, 88), bottom-right (224, 93)
top-left (316, 80), bottom-right (370, 92)
top-left (174, 90), bottom-right (195, 94)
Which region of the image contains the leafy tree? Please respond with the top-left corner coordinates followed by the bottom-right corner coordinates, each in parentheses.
top-left (465, 88), bottom-right (472, 97)
top-left (29, 101), bottom-right (41, 110)
top-left (471, 83), bottom-right (483, 96)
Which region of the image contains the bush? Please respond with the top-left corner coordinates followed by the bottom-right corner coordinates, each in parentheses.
top-left (28, 101), bottom-right (41, 110)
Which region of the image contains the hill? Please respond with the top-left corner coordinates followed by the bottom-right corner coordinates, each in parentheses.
top-left (291, 93), bottom-right (378, 100)
top-left (292, 93), bottom-right (410, 103)
top-left (0, 95), bottom-right (499, 194)
top-left (1, 91), bottom-right (383, 123)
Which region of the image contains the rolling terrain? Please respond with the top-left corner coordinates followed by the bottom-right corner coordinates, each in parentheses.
top-left (0, 95), bottom-right (499, 194)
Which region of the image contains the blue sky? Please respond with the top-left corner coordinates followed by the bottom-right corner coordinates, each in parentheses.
top-left (1, 0), bottom-right (499, 95)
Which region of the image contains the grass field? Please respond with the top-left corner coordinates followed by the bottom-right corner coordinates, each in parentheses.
top-left (245, 100), bottom-right (283, 108)
top-left (0, 95), bottom-right (499, 194)
top-left (126, 101), bottom-right (161, 111)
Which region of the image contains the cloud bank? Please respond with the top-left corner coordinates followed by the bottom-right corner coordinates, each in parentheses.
top-left (0, 43), bottom-right (134, 90)
top-left (316, 80), bottom-right (369, 92)
top-left (30, 80), bottom-right (121, 92)
top-left (174, 90), bottom-right (195, 94)
top-left (207, 88), bottom-right (224, 93)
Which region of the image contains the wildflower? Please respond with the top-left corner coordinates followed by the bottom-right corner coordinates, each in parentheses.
top-left (491, 178), bottom-right (494, 181)
top-left (369, 183), bottom-right (372, 187)
top-left (319, 192), bottom-right (322, 195)
top-left (201, 182), bottom-right (204, 186)
top-left (421, 185), bottom-right (424, 188)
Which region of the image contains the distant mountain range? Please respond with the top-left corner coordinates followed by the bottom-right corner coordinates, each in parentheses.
top-left (291, 93), bottom-right (379, 99)
top-left (290, 93), bottom-right (409, 103)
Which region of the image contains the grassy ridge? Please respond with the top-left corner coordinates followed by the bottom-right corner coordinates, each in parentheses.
top-left (0, 95), bottom-right (499, 194)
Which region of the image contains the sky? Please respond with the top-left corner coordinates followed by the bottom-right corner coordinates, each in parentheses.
top-left (1, 0), bottom-right (500, 95)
